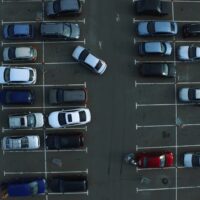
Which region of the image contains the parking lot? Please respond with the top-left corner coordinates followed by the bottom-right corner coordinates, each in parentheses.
top-left (1, 0), bottom-right (200, 200)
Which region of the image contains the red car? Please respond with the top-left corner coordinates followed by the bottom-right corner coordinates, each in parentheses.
top-left (135, 152), bottom-right (174, 168)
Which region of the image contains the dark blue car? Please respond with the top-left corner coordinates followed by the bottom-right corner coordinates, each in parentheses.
top-left (0, 89), bottom-right (34, 105)
top-left (5, 179), bottom-right (46, 197)
top-left (3, 23), bottom-right (34, 39)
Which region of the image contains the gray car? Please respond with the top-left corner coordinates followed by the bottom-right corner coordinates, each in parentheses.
top-left (40, 22), bottom-right (80, 40)
top-left (177, 45), bottom-right (200, 61)
top-left (138, 41), bottom-right (172, 56)
top-left (138, 21), bottom-right (178, 36)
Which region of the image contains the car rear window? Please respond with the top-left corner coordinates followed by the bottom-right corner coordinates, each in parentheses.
top-left (79, 49), bottom-right (89, 61)
top-left (58, 113), bottom-right (67, 125)
top-left (95, 61), bottom-right (102, 71)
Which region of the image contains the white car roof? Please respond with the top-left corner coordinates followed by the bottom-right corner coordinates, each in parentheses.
top-left (66, 112), bottom-right (80, 124)
top-left (15, 47), bottom-right (31, 58)
top-left (10, 68), bottom-right (30, 82)
top-left (84, 53), bottom-right (99, 68)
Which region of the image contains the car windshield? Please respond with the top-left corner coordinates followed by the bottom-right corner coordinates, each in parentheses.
top-left (160, 155), bottom-right (165, 167)
top-left (53, 1), bottom-right (60, 12)
top-left (161, 65), bottom-right (168, 75)
top-left (8, 47), bottom-right (16, 59)
top-left (189, 47), bottom-right (197, 58)
top-left (161, 43), bottom-right (166, 53)
top-left (147, 22), bottom-right (154, 34)
top-left (188, 89), bottom-right (196, 100)
top-left (4, 68), bottom-right (10, 82)
top-left (63, 24), bottom-right (71, 37)
top-left (95, 61), bottom-right (102, 71)
top-left (67, 114), bottom-right (72, 122)
top-left (29, 70), bottom-right (33, 81)
top-left (58, 112), bottom-right (67, 126)
top-left (79, 49), bottom-right (89, 61)
top-left (29, 181), bottom-right (38, 195)
top-left (192, 154), bottom-right (200, 166)
top-left (27, 114), bottom-right (36, 128)
top-left (21, 136), bottom-right (29, 148)
top-left (79, 111), bottom-right (86, 122)
top-left (143, 157), bottom-right (148, 167)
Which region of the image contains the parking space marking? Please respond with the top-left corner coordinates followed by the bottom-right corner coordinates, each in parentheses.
top-left (135, 81), bottom-right (174, 87)
top-left (135, 60), bottom-right (177, 64)
top-left (133, 19), bottom-right (200, 23)
top-left (2, 40), bottom-right (85, 45)
top-left (136, 185), bottom-right (200, 193)
top-left (2, 19), bottom-right (86, 24)
top-left (48, 191), bottom-right (88, 196)
top-left (3, 169), bottom-right (88, 176)
top-left (46, 126), bottom-right (87, 131)
top-left (136, 166), bottom-right (175, 171)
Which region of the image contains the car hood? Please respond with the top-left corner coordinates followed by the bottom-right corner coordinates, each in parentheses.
top-left (164, 42), bottom-right (172, 55)
top-left (46, 2), bottom-right (56, 16)
top-left (179, 88), bottom-right (189, 101)
top-left (48, 111), bottom-right (60, 128)
top-left (154, 22), bottom-right (177, 34)
top-left (98, 60), bottom-right (107, 75)
top-left (184, 153), bottom-right (193, 167)
top-left (70, 23), bottom-right (80, 39)
top-left (27, 136), bottom-right (40, 149)
top-left (137, 22), bottom-right (148, 35)
top-left (33, 113), bottom-right (44, 128)
top-left (178, 46), bottom-right (189, 60)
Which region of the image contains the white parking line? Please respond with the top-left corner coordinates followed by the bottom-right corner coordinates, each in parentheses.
top-left (136, 102), bottom-right (196, 108)
top-left (135, 60), bottom-right (177, 64)
top-left (135, 81), bottom-right (174, 87)
top-left (46, 126), bottom-right (87, 131)
top-left (4, 169), bottom-right (88, 175)
top-left (132, 19), bottom-right (200, 23)
top-left (2, 19), bottom-right (86, 24)
top-left (136, 185), bottom-right (200, 192)
top-left (136, 166), bottom-right (175, 171)
top-left (2, 40), bottom-right (85, 45)
top-left (48, 191), bottom-right (88, 195)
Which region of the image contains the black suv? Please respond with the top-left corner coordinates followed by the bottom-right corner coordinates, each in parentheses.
top-left (46, 0), bottom-right (82, 17)
top-left (183, 24), bottom-right (200, 37)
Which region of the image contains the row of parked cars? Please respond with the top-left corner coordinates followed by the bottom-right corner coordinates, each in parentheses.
top-left (129, 0), bottom-right (200, 170)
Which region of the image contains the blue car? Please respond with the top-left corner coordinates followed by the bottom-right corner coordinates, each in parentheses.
top-left (1, 179), bottom-right (46, 197)
top-left (137, 21), bottom-right (178, 36)
top-left (138, 41), bottom-right (172, 56)
top-left (0, 89), bottom-right (34, 105)
top-left (3, 23), bottom-right (34, 39)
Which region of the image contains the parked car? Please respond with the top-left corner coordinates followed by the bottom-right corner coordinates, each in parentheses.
top-left (46, 133), bottom-right (84, 149)
top-left (2, 135), bottom-right (40, 150)
top-left (137, 21), bottom-right (178, 36)
top-left (0, 89), bottom-right (34, 105)
top-left (135, 0), bottom-right (169, 16)
top-left (183, 23), bottom-right (200, 37)
top-left (0, 66), bottom-right (36, 84)
top-left (177, 45), bottom-right (200, 61)
top-left (49, 88), bottom-right (87, 105)
top-left (178, 87), bottom-right (200, 103)
top-left (130, 152), bottom-right (174, 168)
top-left (138, 41), bottom-right (172, 56)
top-left (48, 108), bottom-right (91, 128)
top-left (139, 63), bottom-right (176, 77)
top-left (40, 22), bottom-right (80, 40)
top-left (72, 46), bottom-right (107, 75)
top-left (3, 23), bottom-right (34, 39)
top-left (46, 0), bottom-right (82, 17)
top-left (9, 113), bottom-right (44, 129)
top-left (48, 177), bottom-right (87, 192)
top-left (184, 152), bottom-right (200, 167)
top-left (3, 46), bottom-right (37, 62)
top-left (1, 179), bottom-right (46, 197)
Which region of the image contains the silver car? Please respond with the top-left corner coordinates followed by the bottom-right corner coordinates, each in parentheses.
top-left (9, 113), bottom-right (44, 129)
top-left (177, 45), bottom-right (200, 61)
top-left (2, 135), bottom-right (40, 150)
top-left (178, 87), bottom-right (200, 103)
top-left (138, 21), bottom-right (178, 36)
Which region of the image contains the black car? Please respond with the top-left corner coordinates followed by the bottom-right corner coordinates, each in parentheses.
top-left (182, 23), bottom-right (200, 37)
top-left (139, 63), bottom-right (176, 77)
top-left (49, 88), bottom-right (87, 105)
top-left (46, 133), bottom-right (84, 149)
top-left (0, 89), bottom-right (34, 105)
top-left (3, 23), bottom-right (34, 40)
top-left (135, 0), bottom-right (169, 16)
top-left (46, 0), bottom-right (82, 17)
top-left (40, 22), bottom-right (80, 40)
top-left (48, 177), bottom-right (87, 192)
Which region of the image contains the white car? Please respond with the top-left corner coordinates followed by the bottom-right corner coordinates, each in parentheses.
top-left (178, 87), bottom-right (200, 103)
top-left (0, 66), bottom-right (37, 84)
top-left (3, 46), bottom-right (37, 62)
top-left (72, 46), bottom-right (107, 75)
top-left (48, 108), bottom-right (91, 128)
top-left (177, 45), bottom-right (200, 61)
top-left (2, 135), bottom-right (40, 150)
top-left (184, 152), bottom-right (200, 167)
top-left (9, 113), bottom-right (44, 129)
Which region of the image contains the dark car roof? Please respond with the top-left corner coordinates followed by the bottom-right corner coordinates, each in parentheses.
top-left (60, 0), bottom-right (80, 11)
top-left (140, 63), bottom-right (168, 76)
top-left (48, 178), bottom-right (87, 192)
top-left (185, 24), bottom-right (200, 33)
top-left (13, 24), bottom-right (31, 35)
top-left (46, 134), bottom-right (84, 149)
top-left (0, 90), bottom-right (34, 104)
top-left (41, 23), bottom-right (64, 35)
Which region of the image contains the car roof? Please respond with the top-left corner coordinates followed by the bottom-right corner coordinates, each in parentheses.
top-left (63, 89), bottom-right (86, 102)
top-left (154, 21), bottom-right (172, 32)
top-left (14, 24), bottom-right (30, 35)
top-left (137, 0), bottom-right (160, 10)
top-left (144, 42), bottom-right (162, 53)
top-left (10, 68), bottom-right (30, 82)
top-left (15, 47), bottom-right (32, 58)
top-left (41, 23), bottom-right (64, 34)
top-left (60, 0), bottom-right (80, 11)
